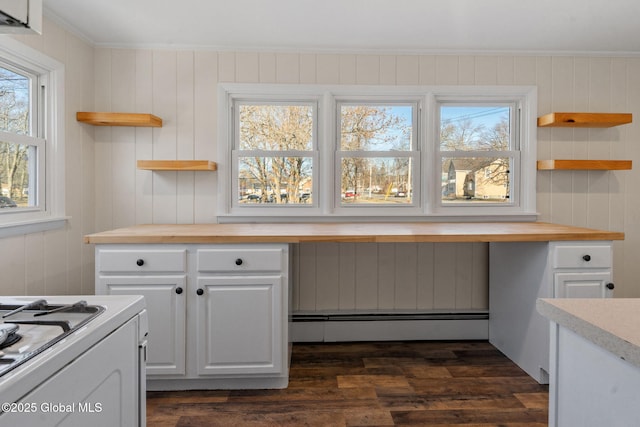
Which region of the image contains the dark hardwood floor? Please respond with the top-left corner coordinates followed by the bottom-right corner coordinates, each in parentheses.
top-left (147, 341), bottom-right (549, 426)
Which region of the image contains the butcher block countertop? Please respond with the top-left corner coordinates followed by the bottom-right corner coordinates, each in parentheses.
top-left (537, 298), bottom-right (640, 369)
top-left (84, 222), bottom-right (624, 244)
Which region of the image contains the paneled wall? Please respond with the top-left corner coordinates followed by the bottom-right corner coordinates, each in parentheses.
top-left (93, 49), bottom-right (218, 229)
top-left (91, 49), bottom-right (640, 307)
top-left (0, 20), bottom-right (95, 296)
top-left (1, 20), bottom-right (638, 307)
top-left (293, 242), bottom-right (488, 312)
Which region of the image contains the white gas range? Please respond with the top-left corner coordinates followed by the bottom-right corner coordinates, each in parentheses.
top-left (0, 295), bottom-right (147, 426)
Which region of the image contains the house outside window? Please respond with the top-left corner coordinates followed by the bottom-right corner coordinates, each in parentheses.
top-left (438, 104), bottom-right (515, 205)
top-left (218, 84), bottom-right (537, 221)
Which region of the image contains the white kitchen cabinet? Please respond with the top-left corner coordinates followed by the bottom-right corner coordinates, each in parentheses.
top-left (94, 243), bottom-right (290, 390)
top-left (552, 243), bottom-right (614, 298)
top-left (554, 272), bottom-right (612, 298)
top-left (537, 298), bottom-right (640, 427)
top-left (193, 245), bottom-right (289, 381)
top-left (195, 276), bottom-right (284, 376)
top-left (489, 240), bottom-right (613, 384)
top-left (95, 248), bottom-right (187, 376)
top-left (102, 276), bottom-right (186, 375)
top-left (549, 325), bottom-right (640, 426)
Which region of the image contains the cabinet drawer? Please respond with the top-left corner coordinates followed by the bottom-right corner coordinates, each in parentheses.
top-left (98, 249), bottom-right (186, 273)
top-left (198, 248), bottom-right (284, 272)
top-left (553, 245), bottom-right (611, 269)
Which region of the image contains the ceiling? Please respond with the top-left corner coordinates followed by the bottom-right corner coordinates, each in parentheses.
top-left (43, 0), bottom-right (640, 54)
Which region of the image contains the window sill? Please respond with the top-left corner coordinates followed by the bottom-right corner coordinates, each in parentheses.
top-left (0, 216), bottom-right (68, 239)
top-left (217, 212), bottom-right (539, 224)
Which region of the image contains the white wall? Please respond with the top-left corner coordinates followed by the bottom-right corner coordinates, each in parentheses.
top-left (0, 19), bottom-right (95, 296)
top-left (1, 19), bottom-right (638, 307)
top-left (91, 49), bottom-right (640, 308)
top-left (92, 49), bottom-right (217, 229)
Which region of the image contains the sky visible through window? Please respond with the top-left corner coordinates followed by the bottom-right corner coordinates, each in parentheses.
top-left (383, 106), bottom-right (509, 126)
top-left (344, 105), bottom-right (413, 151)
top-left (441, 106), bottom-right (508, 129)
top-left (375, 105), bottom-right (509, 149)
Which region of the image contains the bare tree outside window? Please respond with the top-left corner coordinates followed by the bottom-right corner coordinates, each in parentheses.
top-left (0, 66), bottom-right (32, 208)
top-left (339, 104), bottom-right (415, 205)
top-left (235, 102), bottom-right (417, 207)
top-left (237, 104), bottom-right (314, 205)
top-left (222, 84), bottom-right (535, 217)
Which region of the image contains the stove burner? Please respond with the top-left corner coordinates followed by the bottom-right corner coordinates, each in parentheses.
top-left (0, 324), bottom-right (21, 349)
top-left (0, 332), bottom-right (21, 349)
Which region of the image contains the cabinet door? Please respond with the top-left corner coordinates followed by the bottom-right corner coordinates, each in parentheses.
top-left (554, 272), bottom-right (612, 298)
top-left (100, 275), bottom-right (187, 376)
top-left (195, 276), bottom-right (284, 376)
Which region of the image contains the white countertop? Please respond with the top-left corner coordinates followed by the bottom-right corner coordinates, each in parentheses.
top-left (537, 298), bottom-right (640, 369)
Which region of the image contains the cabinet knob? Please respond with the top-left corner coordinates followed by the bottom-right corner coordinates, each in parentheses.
top-left (175, 287), bottom-right (183, 295)
top-left (582, 254), bottom-right (591, 262)
top-left (136, 259), bottom-right (145, 266)
top-left (196, 288), bottom-right (204, 296)
top-left (606, 283), bottom-right (615, 290)
top-left (235, 258), bottom-right (243, 266)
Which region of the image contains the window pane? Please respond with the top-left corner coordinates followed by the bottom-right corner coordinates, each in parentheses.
top-left (238, 156), bottom-right (312, 205)
top-left (0, 141), bottom-right (35, 208)
top-left (442, 157), bottom-right (510, 204)
top-left (340, 105), bottom-right (413, 151)
top-left (238, 104), bottom-right (313, 151)
top-left (0, 67), bottom-right (30, 135)
top-left (341, 157), bottom-right (412, 205)
top-left (440, 106), bottom-right (510, 151)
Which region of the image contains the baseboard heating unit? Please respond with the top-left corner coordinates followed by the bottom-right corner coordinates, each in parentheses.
top-left (291, 311), bottom-right (489, 342)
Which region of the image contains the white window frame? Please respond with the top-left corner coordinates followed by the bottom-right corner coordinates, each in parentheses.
top-left (223, 92), bottom-right (324, 217)
top-left (218, 84), bottom-right (537, 222)
top-left (232, 98), bottom-right (319, 212)
top-left (333, 98), bottom-right (422, 216)
top-left (432, 93), bottom-right (535, 218)
top-left (0, 38), bottom-right (65, 237)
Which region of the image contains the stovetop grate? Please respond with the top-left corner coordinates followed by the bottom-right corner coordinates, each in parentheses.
top-left (0, 300), bottom-right (104, 377)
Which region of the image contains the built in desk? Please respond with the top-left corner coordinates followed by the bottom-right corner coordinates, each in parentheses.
top-left (84, 221), bottom-right (622, 244)
top-left (85, 222), bottom-right (624, 386)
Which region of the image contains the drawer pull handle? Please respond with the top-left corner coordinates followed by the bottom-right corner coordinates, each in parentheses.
top-left (136, 259), bottom-right (145, 266)
top-left (582, 255), bottom-right (591, 262)
top-left (175, 287), bottom-right (183, 295)
top-left (196, 288), bottom-right (204, 296)
top-left (606, 283), bottom-right (615, 290)
top-left (235, 258), bottom-right (243, 266)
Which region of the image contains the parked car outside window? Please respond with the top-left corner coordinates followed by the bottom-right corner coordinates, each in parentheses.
top-left (0, 196), bottom-right (17, 208)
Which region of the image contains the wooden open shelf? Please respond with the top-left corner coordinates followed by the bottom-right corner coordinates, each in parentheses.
top-left (77, 112), bottom-right (163, 127)
top-left (137, 160), bottom-right (217, 171)
top-left (537, 112), bottom-right (632, 128)
top-left (537, 160), bottom-right (632, 171)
